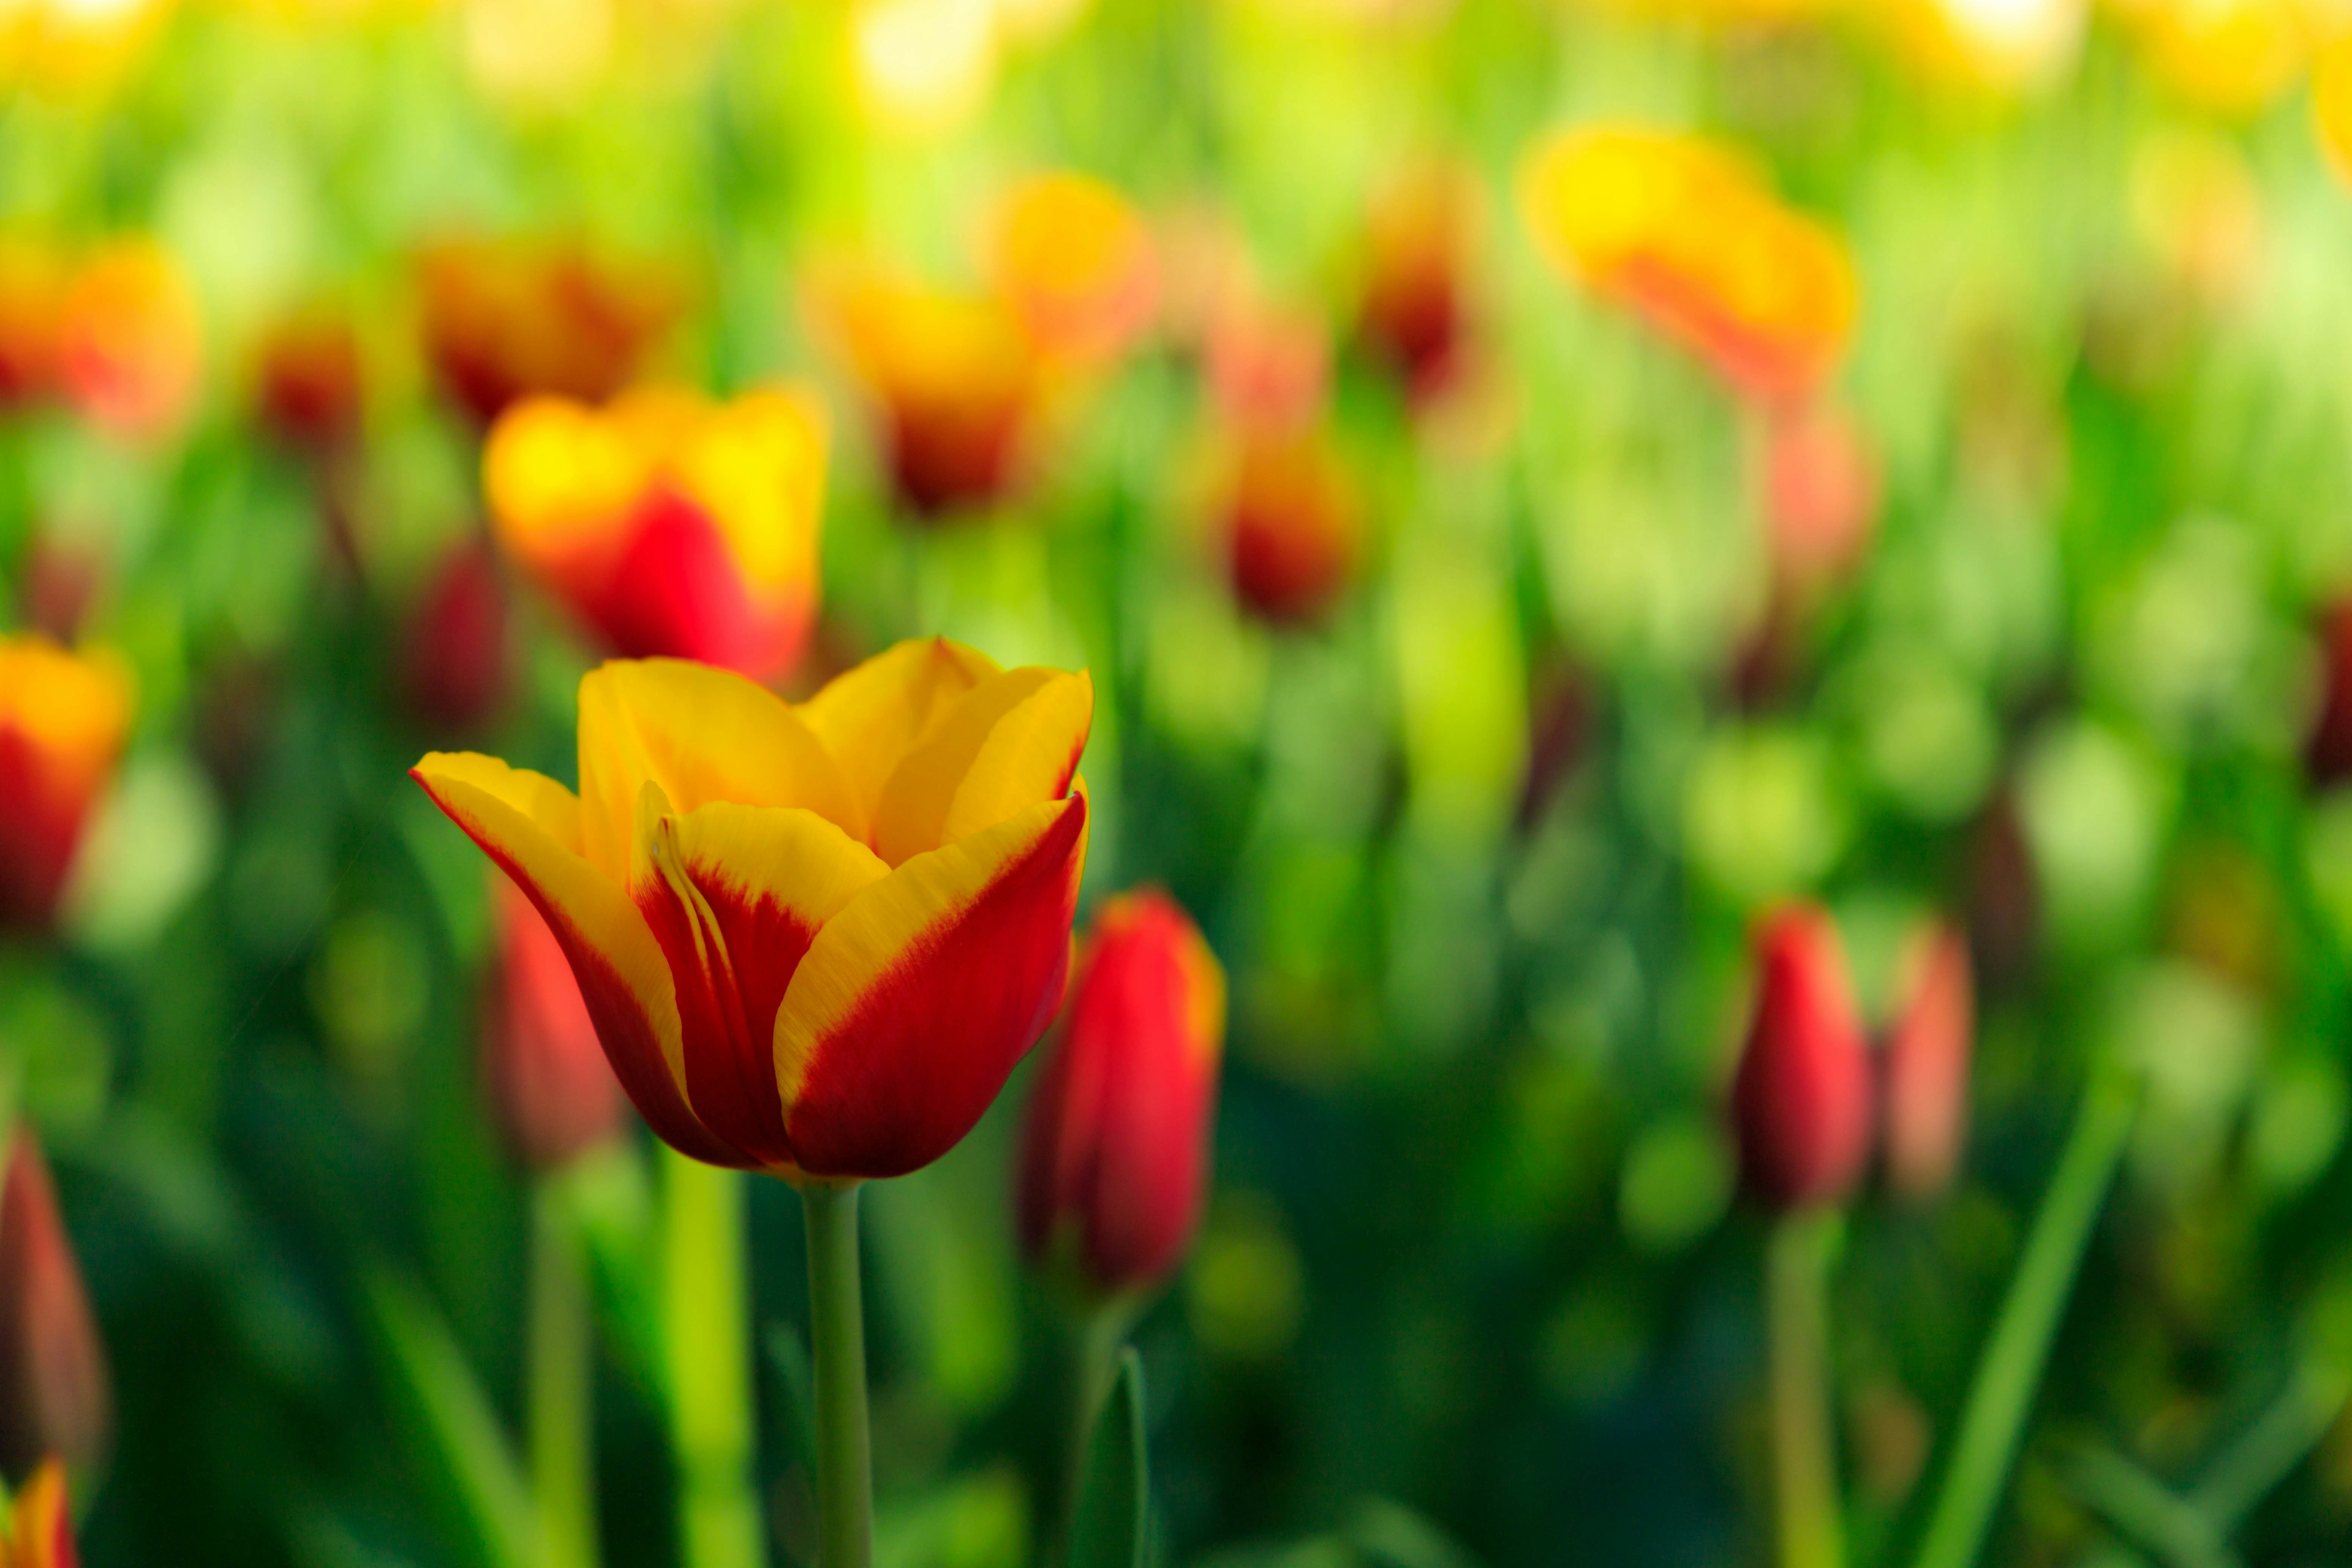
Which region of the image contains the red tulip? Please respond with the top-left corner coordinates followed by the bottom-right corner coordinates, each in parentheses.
top-left (418, 236), bottom-right (682, 426)
top-left (0, 1132), bottom-right (110, 1479)
top-left (483, 872), bottom-right (627, 1172)
top-left (1017, 890), bottom-right (1224, 1297)
top-left (1219, 428), bottom-right (1363, 626)
top-left (1731, 907), bottom-right (1872, 1211)
top-left (255, 308), bottom-right (363, 454)
top-left (1880, 925), bottom-right (1973, 1202)
top-left (399, 540), bottom-right (511, 735)
top-left (0, 638), bottom-right (132, 931)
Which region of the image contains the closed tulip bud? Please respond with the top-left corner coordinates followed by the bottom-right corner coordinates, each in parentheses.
top-left (4, 1458), bottom-right (77, 1568)
top-left (1017, 890), bottom-right (1224, 1298)
top-left (1881, 925), bottom-right (1974, 1202)
top-left (1731, 907), bottom-right (1873, 1212)
top-left (0, 1133), bottom-right (110, 1478)
top-left (55, 239), bottom-right (203, 442)
top-left (0, 638), bottom-right (132, 931)
top-left (399, 540), bottom-right (510, 735)
top-left (484, 872), bottom-right (627, 1172)
top-left (1219, 428), bottom-right (1363, 627)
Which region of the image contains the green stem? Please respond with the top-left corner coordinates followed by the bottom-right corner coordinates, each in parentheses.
top-left (1768, 1210), bottom-right (1844, 1568)
top-left (662, 1150), bottom-right (765, 1568)
top-left (2191, 1359), bottom-right (2351, 1526)
top-left (1057, 1300), bottom-right (1136, 1564)
top-left (530, 1175), bottom-right (600, 1568)
top-left (1912, 1068), bottom-right (2139, 1568)
top-left (801, 1182), bottom-right (873, 1568)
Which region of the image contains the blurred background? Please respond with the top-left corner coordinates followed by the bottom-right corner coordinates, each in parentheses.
top-left (9, 0), bottom-right (2352, 1564)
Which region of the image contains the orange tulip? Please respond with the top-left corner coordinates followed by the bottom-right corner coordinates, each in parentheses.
top-left (0, 637), bottom-right (131, 930)
top-left (55, 239), bottom-right (203, 440)
top-left (1762, 404), bottom-right (1879, 595)
top-left (1017, 889), bottom-right (1224, 1298)
top-left (0, 1131), bottom-right (110, 1478)
top-left (814, 260), bottom-right (1042, 517)
top-left (483, 385), bottom-right (827, 682)
top-left (987, 171), bottom-right (1159, 368)
top-left (1731, 907), bottom-right (1873, 1211)
top-left (413, 639), bottom-right (1093, 1179)
top-left (1357, 160), bottom-right (1478, 405)
top-left (418, 236), bottom-right (682, 426)
top-left (1517, 124), bottom-right (1856, 405)
top-left (484, 871), bottom-right (627, 1171)
top-left (0, 1460), bottom-right (76, 1568)
top-left (1880, 924), bottom-right (1973, 1202)
top-left (1217, 427), bottom-right (1363, 626)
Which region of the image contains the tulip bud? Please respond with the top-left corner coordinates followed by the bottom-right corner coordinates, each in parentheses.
top-left (0, 638), bottom-right (132, 932)
top-left (255, 309), bottom-right (363, 454)
top-left (1880, 925), bottom-right (1973, 1202)
top-left (399, 540), bottom-right (510, 735)
top-left (7, 1457), bottom-right (77, 1568)
top-left (1731, 907), bottom-right (1872, 1212)
top-left (1017, 890), bottom-right (1225, 1299)
top-left (1219, 429), bottom-right (1362, 627)
top-left (483, 873), bottom-right (627, 1172)
top-left (0, 1132), bottom-right (110, 1478)
top-left (1358, 162), bottom-right (1476, 406)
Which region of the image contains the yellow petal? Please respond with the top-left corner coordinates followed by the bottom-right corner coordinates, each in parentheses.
top-left (797, 636), bottom-right (1001, 830)
top-left (869, 666), bottom-right (1093, 866)
top-left (578, 658), bottom-right (863, 878)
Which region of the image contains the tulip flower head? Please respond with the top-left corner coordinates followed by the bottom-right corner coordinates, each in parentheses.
top-left (987, 171), bottom-right (1160, 369)
top-left (0, 241), bottom-right (61, 408)
top-left (399, 539), bottom-right (511, 735)
top-left (54, 239), bottom-right (203, 440)
top-left (1017, 889), bottom-right (1224, 1300)
top-left (1731, 906), bottom-right (1873, 1211)
top-left (255, 307), bottom-right (364, 454)
top-left (1357, 160), bottom-right (1479, 405)
top-left (1880, 924), bottom-right (1974, 1202)
top-left (418, 237), bottom-right (682, 426)
top-left (0, 638), bottom-right (132, 930)
top-left (413, 638), bottom-right (1093, 1180)
top-left (484, 870), bottom-right (627, 1171)
top-left (484, 385), bottom-right (827, 681)
top-left (0, 1459), bottom-right (75, 1568)
top-left (1517, 124), bottom-right (1856, 407)
top-left (1763, 404), bottom-right (1880, 597)
top-left (1217, 426), bottom-right (1364, 626)
top-left (0, 1131), bottom-right (110, 1479)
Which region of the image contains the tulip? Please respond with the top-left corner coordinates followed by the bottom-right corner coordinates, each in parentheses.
top-left (1881, 924), bottom-right (1973, 1202)
top-left (0, 1458), bottom-right (75, 1568)
top-left (0, 1131), bottom-right (110, 1479)
top-left (2305, 601), bottom-right (2352, 788)
top-left (412, 637), bottom-right (1093, 1180)
top-left (987, 171), bottom-right (1159, 369)
top-left (55, 238), bottom-right (203, 440)
top-left (1731, 906), bottom-right (1873, 1211)
top-left (1202, 293), bottom-right (1330, 438)
top-left (1517, 124), bottom-right (1856, 406)
top-left (1762, 405), bottom-right (1879, 597)
top-left (1357, 160), bottom-right (1477, 405)
top-left (813, 260), bottom-right (1042, 517)
top-left (0, 240), bottom-right (61, 407)
top-left (1017, 889), bottom-right (1225, 1299)
top-left (483, 385), bottom-right (827, 681)
top-left (418, 236), bottom-right (681, 426)
top-left (2125, 0), bottom-right (2305, 118)
top-left (1218, 427), bottom-right (1363, 626)
top-left (484, 870), bottom-right (627, 1172)
top-left (399, 539), bottom-right (511, 735)
top-left (0, 637), bottom-right (132, 931)
top-left (255, 307), bottom-right (363, 454)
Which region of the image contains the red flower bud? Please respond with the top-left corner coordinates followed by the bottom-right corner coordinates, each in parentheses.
top-left (399, 540), bottom-right (511, 736)
top-left (0, 1132), bottom-right (110, 1479)
top-left (1017, 890), bottom-right (1225, 1298)
top-left (1358, 161), bottom-right (1477, 407)
top-left (1731, 907), bottom-right (1872, 1212)
top-left (1220, 429), bottom-right (1362, 627)
top-left (1880, 925), bottom-right (1974, 1202)
top-left (483, 873), bottom-right (627, 1172)
top-left (0, 639), bottom-right (132, 932)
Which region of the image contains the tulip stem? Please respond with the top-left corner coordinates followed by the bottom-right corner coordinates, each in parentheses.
top-left (1056, 1299), bottom-right (1138, 1562)
top-left (662, 1151), bottom-right (766, 1568)
top-left (801, 1181), bottom-right (873, 1568)
top-left (1911, 1066), bottom-right (2139, 1568)
top-left (1768, 1209), bottom-right (1845, 1568)
top-left (529, 1174), bottom-right (600, 1568)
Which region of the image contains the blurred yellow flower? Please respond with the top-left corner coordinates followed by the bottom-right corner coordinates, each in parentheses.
top-left (986, 172), bottom-right (1159, 368)
top-left (0, 0), bottom-right (170, 94)
top-left (1516, 124), bottom-right (1856, 405)
top-left (2129, 128), bottom-right (2264, 302)
top-left (0, 636), bottom-right (133, 931)
top-left (2120, 0), bottom-right (2311, 113)
top-left (1883, 0), bottom-right (2087, 91)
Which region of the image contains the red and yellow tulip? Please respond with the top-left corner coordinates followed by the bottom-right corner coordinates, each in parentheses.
top-left (1017, 889), bottom-right (1224, 1298)
top-left (987, 171), bottom-right (1160, 369)
top-left (0, 1460), bottom-right (77, 1568)
top-left (1517, 124), bottom-right (1857, 406)
top-left (1215, 426), bottom-right (1364, 627)
top-left (0, 638), bottom-right (132, 931)
top-left (0, 1130), bottom-right (110, 1479)
top-left (55, 238), bottom-right (204, 442)
top-left (483, 385), bottom-right (827, 681)
top-left (1357, 159), bottom-right (1478, 405)
top-left (413, 638), bottom-right (1093, 1180)
top-left (418, 236), bottom-right (684, 426)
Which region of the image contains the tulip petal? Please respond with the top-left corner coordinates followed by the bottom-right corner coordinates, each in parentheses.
top-left (798, 636), bottom-right (1000, 830)
top-left (869, 666), bottom-right (1093, 866)
top-left (776, 785), bottom-right (1089, 1178)
top-left (630, 783), bottom-right (889, 1167)
top-left (578, 658), bottom-right (861, 877)
top-left (412, 753), bottom-right (744, 1168)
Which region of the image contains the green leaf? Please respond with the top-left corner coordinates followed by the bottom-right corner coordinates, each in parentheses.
top-left (761, 1319), bottom-right (819, 1480)
top-left (359, 1262), bottom-right (535, 1568)
top-left (1069, 1347), bottom-right (1148, 1568)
